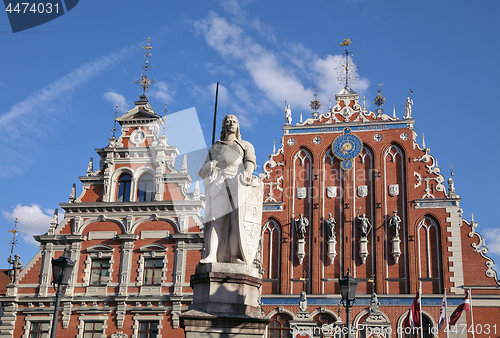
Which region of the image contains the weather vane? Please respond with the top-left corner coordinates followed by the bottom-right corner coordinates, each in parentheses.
top-left (110, 105), bottom-right (119, 137)
top-left (450, 163), bottom-right (454, 177)
top-left (134, 37), bottom-right (157, 95)
top-left (336, 39), bottom-right (358, 89)
top-left (8, 218), bottom-right (18, 258)
top-left (373, 83), bottom-right (385, 108)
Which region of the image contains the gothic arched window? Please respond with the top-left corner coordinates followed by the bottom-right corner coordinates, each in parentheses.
top-left (137, 173), bottom-right (154, 202)
top-left (401, 314), bottom-right (433, 338)
top-left (117, 174), bottom-right (132, 202)
top-left (268, 313), bottom-right (292, 338)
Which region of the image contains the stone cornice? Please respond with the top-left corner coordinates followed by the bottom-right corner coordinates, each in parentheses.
top-left (33, 234), bottom-right (86, 244)
top-left (60, 200), bottom-right (204, 214)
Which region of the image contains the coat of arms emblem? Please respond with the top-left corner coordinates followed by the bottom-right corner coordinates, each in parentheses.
top-left (389, 184), bottom-right (399, 197)
top-left (297, 187), bottom-right (307, 199)
top-left (357, 185), bottom-right (368, 198)
top-left (326, 186), bottom-right (337, 198)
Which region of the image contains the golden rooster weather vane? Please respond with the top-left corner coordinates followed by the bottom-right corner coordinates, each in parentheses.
top-left (134, 38), bottom-right (157, 95)
top-left (336, 39), bottom-right (357, 89)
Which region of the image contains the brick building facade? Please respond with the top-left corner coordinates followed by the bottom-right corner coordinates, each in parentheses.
top-left (0, 80), bottom-right (499, 338)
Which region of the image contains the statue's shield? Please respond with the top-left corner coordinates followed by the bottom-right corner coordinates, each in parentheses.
top-left (235, 175), bottom-right (264, 263)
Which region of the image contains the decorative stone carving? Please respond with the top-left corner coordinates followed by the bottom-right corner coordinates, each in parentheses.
top-left (285, 104), bottom-right (292, 125)
top-left (295, 214), bottom-right (309, 240)
top-left (326, 186), bottom-right (337, 198)
top-left (357, 185), bottom-right (368, 198)
top-left (357, 210), bottom-right (372, 239)
top-left (299, 291), bottom-right (307, 312)
top-left (110, 332), bottom-right (128, 338)
top-left (389, 211), bottom-right (401, 238)
top-left (325, 214), bottom-right (336, 240)
top-left (392, 236), bottom-right (401, 263)
top-left (68, 183), bottom-right (76, 202)
top-left (297, 187), bottom-right (307, 199)
top-left (325, 214), bottom-right (337, 264)
top-left (388, 184), bottom-right (399, 197)
top-left (198, 115), bottom-right (263, 265)
top-left (7, 254), bottom-right (22, 284)
top-left (404, 96), bottom-right (413, 119)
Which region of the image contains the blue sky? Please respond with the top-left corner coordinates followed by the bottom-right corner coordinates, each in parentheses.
top-left (1, 0), bottom-right (499, 277)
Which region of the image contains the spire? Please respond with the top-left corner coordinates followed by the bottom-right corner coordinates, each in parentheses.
top-left (8, 218), bottom-right (18, 257)
top-left (86, 157), bottom-right (93, 175)
top-left (422, 133), bottom-right (426, 149)
top-left (162, 103), bottom-right (168, 136)
top-left (181, 154), bottom-right (188, 174)
top-left (69, 183), bottom-right (76, 202)
top-left (336, 39), bottom-right (358, 90)
top-left (134, 37), bottom-right (157, 95)
top-left (193, 180), bottom-right (201, 200)
top-left (110, 105), bottom-right (119, 138)
top-left (309, 88), bottom-right (322, 118)
top-left (373, 84), bottom-right (385, 110)
top-left (273, 139), bottom-right (276, 155)
top-left (300, 111), bottom-right (303, 124)
top-left (393, 105), bottom-right (396, 119)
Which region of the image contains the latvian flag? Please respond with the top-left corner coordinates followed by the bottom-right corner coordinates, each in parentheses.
top-left (404, 290), bottom-right (421, 328)
top-left (449, 291), bottom-right (470, 326)
top-left (437, 291), bottom-right (447, 329)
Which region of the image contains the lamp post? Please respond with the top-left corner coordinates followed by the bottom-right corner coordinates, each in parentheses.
top-left (339, 267), bottom-right (359, 338)
top-left (50, 252), bottom-right (75, 338)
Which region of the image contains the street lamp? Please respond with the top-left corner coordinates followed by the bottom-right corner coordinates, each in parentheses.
top-left (51, 252), bottom-right (75, 338)
top-left (339, 267), bottom-right (359, 338)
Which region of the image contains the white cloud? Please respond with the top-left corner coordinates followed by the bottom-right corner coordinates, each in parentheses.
top-left (2, 204), bottom-right (63, 246)
top-left (103, 91), bottom-right (129, 110)
top-left (151, 81), bottom-right (176, 103)
top-left (0, 46), bottom-right (133, 177)
top-left (194, 12), bottom-right (370, 126)
top-left (209, 82), bottom-right (230, 107)
top-left (483, 228), bottom-right (500, 255)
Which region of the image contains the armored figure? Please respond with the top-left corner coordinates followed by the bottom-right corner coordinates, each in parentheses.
top-left (7, 254), bottom-right (23, 284)
top-left (199, 115), bottom-right (258, 264)
top-left (295, 213), bottom-right (309, 240)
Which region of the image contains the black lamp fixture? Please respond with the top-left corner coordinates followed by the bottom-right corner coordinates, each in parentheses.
top-left (50, 251), bottom-right (75, 338)
top-left (339, 267), bottom-right (359, 337)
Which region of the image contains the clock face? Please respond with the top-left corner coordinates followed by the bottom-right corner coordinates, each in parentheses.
top-left (332, 133), bottom-right (363, 161)
top-left (287, 138), bottom-right (296, 146)
top-left (313, 136), bottom-right (322, 144)
top-left (341, 159), bottom-right (353, 170)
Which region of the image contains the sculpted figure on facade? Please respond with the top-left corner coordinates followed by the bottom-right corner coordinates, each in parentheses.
top-left (296, 213), bottom-right (309, 240)
top-left (325, 213), bottom-right (336, 239)
top-left (299, 291), bottom-right (307, 312)
top-left (357, 209), bottom-right (372, 238)
top-left (198, 115), bottom-right (263, 264)
top-left (285, 104), bottom-right (292, 125)
top-left (7, 254), bottom-right (23, 284)
top-left (389, 210), bottom-right (401, 238)
top-left (405, 96), bottom-right (413, 119)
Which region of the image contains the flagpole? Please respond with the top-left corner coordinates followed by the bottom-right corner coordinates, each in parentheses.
top-left (419, 285), bottom-right (423, 337)
top-left (445, 289), bottom-right (449, 338)
top-left (469, 289), bottom-right (475, 338)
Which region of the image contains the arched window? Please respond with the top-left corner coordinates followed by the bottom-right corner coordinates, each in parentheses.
top-left (137, 173), bottom-right (154, 202)
top-left (117, 174), bottom-right (132, 202)
top-left (402, 314), bottom-right (432, 338)
top-left (314, 313), bottom-right (336, 338)
top-left (268, 313), bottom-right (292, 338)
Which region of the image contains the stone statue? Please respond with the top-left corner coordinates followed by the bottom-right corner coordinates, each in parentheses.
top-left (404, 96), bottom-right (413, 119)
top-left (357, 210), bottom-right (372, 238)
top-left (295, 213), bottom-right (309, 240)
top-left (199, 115), bottom-right (261, 264)
top-left (325, 213), bottom-right (336, 239)
top-left (285, 105), bottom-right (292, 125)
top-left (7, 254), bottom-right (23, 284)
top-left (369, 292), bottom-right (380, 313)
top-left (299, 291), bottom-right (307, 312)
top-left (389, 211), bottom-right (401, 237)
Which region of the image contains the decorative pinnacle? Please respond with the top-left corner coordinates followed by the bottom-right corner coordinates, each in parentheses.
top-left (309, 88), bottom-right (322, 114)
top-left (373, 84), bottom-right (385, 108)
top-left (336, 39), bottom-right (357, 89)
top-left (110, 105), bottom-right (119, 137)
top-left (134, 37), bottom-right (157, 95)
top-left (8, 218), bottom-right (18, 256)
top-left (162, 103), bottom-right (168, 136)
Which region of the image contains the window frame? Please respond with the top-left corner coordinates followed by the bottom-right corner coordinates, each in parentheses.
top-left (132, 315), bottom-right (163, 338)
top-left (137, 173), bottom-right (154, 202)
top-left (117, 174), bottom-right (132, 202)
top-left (22, 315), bottom-right (52, 338)
top-left (77, 315), bottom-right (108, 338)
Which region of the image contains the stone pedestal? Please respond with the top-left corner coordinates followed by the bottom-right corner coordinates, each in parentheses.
top-left (296, 238), bottom-right (306, 265)
top-left (180, 263), bottom-right (270, 338)
top-left (359, 237), bottom-right (369, 264)
top-left (391, 236), bottom-right (401, 263)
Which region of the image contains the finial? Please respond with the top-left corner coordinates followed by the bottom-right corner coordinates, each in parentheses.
top-left (134, 37), bottom-right (157, 95)
top-left (8, 218), bottom-right (19, 256)
top-left (181, 154), bottom-right (188, 174)
top-left (336, 39), bottom-right (357, 89)
top-left (422, 133), bottom-right (426, 148)
top-left (450, 163), bottom-right (454, 176)
top-left (373, 84), bottom-right (385, 108)
top-left (300, 111), bottom-right (303, 124)
top-left (409, 88), bottom-right (413, 96)
top-left (329, 98), bottom-right (332, 111)
top-left (363, 96), bottom-right (366, 110)
top-left (273, 139), bottom-right (276, 154)
top-left (471, 213), bottom-right (475, 223)
top-left (309, 88), bottom-right (322, 117)
top-left (162, 103), bottom-right (168, 136)
top-left (393, 105), bottom-right (396, 118)
top-left (110, 105), bottom-right (119, 137)
top-left (69, 183), bottom-right (76, 202)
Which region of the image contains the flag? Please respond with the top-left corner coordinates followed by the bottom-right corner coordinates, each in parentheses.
top-left (404, 290), bottom-right (421, 328)
top-left (438, 291), bottom-right (447, 329)
top-left (449, 291), bottom-right (470, 326)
